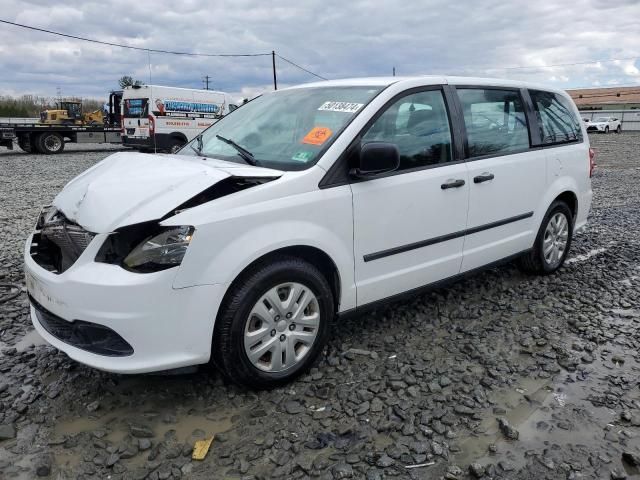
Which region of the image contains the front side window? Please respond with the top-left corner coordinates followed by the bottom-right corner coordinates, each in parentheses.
top-left (361, 89), bottom-right (453, 171)
top-left (181, 86), bottom-right (382, 171)
top-left (457, 88), bottom-right (529, 157)
top-left (530, 90), bottom-right (582, 144)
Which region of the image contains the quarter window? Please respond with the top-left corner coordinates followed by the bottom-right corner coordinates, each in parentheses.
top-left (361, 90), bottom-right (453, 171)
top-left (457, 88), bottom-right (529, 157)
top-left (530, 90), bottom-right (582, 144)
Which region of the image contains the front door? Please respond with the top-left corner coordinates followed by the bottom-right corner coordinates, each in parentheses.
top-left (351, 88), bottom-right (470, 306)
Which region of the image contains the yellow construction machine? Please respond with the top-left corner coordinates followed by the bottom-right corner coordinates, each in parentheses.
top-left (39, 101), bottom-right (104, 126)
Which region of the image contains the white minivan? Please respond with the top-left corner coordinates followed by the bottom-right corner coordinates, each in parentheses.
top-left (24, 76), bottom-right (593, 387)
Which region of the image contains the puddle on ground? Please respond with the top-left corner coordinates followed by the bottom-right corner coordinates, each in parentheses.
top-left (454, 341), bottom-right (640, 473)
top-left (0, 329), bottom-right (46, 354)
top-left (14, 329), bottom-right (46, 351)
top-left (54, 406), bottom-right (234, 444)
top-left (49, 404), bottom-right (235, 472)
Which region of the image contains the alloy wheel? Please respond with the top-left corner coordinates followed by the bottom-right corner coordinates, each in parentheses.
top-left (243, 282), bottom-right (320, 372)
top-left (543, 212), bottom-right (569, 267)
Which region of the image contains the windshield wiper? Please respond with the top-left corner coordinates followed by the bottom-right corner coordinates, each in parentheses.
top-left (215, 134), bottom-right (259, 166)
top-left (189, 134), bottom-right (204, 156)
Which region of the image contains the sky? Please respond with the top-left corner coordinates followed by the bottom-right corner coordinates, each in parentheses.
top-left (0, 0), bottom-right (639, 102)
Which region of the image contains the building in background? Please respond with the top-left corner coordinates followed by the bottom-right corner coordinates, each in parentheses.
top-left (566, 86), bottom-right (640, 131)
top-left (566, 86), bottom-right (640, 110)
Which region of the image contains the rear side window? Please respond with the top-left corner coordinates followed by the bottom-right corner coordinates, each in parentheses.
top-left (361, 89), bottom-right (453, 171)
top-left (457, 88), bottom-right (529, 157)
top-left (529, 90), bottom-right (582, 144)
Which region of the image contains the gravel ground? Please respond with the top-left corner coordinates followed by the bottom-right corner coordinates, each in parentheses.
top-left (0, 135), bottom-right (639, 480)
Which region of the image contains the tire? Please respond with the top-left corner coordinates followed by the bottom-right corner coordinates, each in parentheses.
top-left (518, 201), bottom-right (573, 275)
top-left (212, 256), bottom-right (334, 388)
top-left (18, 135), bottom-right (33, 153)
top-left (616, 125), bottom-right (622, 134)
top-left (36, 132), bottom-right (65, 154)
top-left (605, 126), bottom-right (609, 134)
top-left (168, 138), bottom-right (186, 154)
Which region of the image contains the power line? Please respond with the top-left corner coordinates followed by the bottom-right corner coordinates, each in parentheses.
top-left (490, 55), bottom-right (640, 71)
top-left (0, 19), bottom-right (329, 81)
top-left (276, 54), bottom-right (328, 80)
top-left (0, 19), bottom-right (270, 57)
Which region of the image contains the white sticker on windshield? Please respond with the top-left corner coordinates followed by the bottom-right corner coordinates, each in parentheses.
top-left (318, 101), bottom-right (364, 113)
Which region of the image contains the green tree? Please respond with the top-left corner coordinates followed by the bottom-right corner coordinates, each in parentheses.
top-left (118, 76), bottom-right (144, 89)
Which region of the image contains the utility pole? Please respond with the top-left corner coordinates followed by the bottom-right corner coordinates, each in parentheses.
top-left (272, 51), bottom-right (278, 90)
top-left (202, 75), bottom-right (211, 90)
top-left (392, 67), bottom-right (396, 77)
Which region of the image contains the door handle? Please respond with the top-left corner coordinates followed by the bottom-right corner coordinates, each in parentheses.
top-left (441, 179), bottom-right (466, 189)
top-left (473, 172), bottom-right (495, 183)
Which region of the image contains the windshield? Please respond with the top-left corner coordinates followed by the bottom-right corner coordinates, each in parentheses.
top-left (181, 86), bottom-right (383, 170)
top-left (595, 117), bottom-right (609, 122)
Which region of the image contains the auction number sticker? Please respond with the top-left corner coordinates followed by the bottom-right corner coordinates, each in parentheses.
top-left (318, 101), bottom-right (364, 113)
top-left (302, 126), bottom-right (333, 145)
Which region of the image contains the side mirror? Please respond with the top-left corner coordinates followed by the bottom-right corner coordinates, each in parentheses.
top-left (350, 142), bottom-right (400, 179)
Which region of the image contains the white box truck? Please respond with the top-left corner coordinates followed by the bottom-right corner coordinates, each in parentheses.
top-left (121, 85), bottom-right (238, 153)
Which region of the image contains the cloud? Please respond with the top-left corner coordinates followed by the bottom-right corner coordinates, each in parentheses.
top-left (1, 0), bottom-right (639, 99)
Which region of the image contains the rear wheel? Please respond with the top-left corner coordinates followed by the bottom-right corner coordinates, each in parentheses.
top-left (616, 125), bottom-right (622, 134)
top-left (518, 201), bottom-right (573, 275)
top-left (168, 138), bottom-right (186, 154)
top-left (212, 256), bottom-right (334, 388)
top-left (36, 132), bottom-right (65, 154)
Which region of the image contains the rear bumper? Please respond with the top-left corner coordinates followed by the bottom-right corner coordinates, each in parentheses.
top-left (575, 188), bottom-right (593, 233)
top-left (24, 233), bottom-right (228, 373)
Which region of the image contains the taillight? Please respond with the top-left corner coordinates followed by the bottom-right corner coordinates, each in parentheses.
top-left (148, 115), bottom-right (155, 135)
top-left (589, 147), bottom-right (596, 177)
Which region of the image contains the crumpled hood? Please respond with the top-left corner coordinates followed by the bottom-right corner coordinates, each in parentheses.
top-left (53, 152), bottom-right (282, 233)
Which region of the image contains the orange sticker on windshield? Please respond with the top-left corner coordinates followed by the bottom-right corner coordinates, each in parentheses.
top-left (302, 126), bottom-right (332, 145)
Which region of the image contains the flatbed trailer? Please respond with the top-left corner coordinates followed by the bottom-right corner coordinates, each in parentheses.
top-left (0, 123), bottom-right (123, 154)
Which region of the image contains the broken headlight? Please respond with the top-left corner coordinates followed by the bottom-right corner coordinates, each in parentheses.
top-left (96, 224), bottom-right (194, 273)
top-left (123, 226), bottom-right (194, 272)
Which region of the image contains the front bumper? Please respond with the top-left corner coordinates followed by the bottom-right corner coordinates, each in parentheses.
top-left (24, 233), bottom-right (227, 373)
top-left (121, 135), bottom-right (152, 149)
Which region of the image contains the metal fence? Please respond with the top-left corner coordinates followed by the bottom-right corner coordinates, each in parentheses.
top-left (579, 110), bottom-right (640, 131)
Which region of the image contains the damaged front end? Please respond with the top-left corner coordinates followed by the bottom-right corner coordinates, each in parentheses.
top-left (31, 153), bottom-right (282, 275)
top-left (30, 206), bottom-right (96, 274)
top-left (32, 173), bottom-right (278, 275)
top-left (95, 176), bottom-right (276, 273)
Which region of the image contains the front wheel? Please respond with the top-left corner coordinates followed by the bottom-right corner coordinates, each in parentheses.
top-left (212, 256), bottom-right (334, 388)
top-left (605, 126), bottom-right (610, 134)
top-left (518, 201), bottom-right (573, 275)
top-left (168, 138), bottom-right (186, 154)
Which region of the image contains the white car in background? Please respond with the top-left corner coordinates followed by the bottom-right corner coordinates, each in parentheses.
top-left (586, 116), bottom-right (622, 134)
